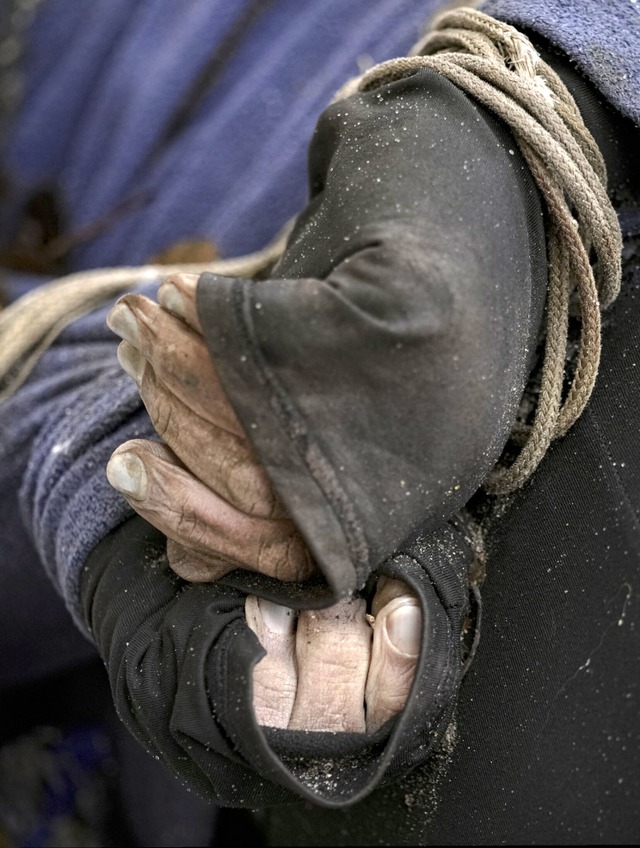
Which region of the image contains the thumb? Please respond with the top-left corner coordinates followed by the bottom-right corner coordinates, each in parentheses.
top-left (365, 594), bottom-right (421, 734)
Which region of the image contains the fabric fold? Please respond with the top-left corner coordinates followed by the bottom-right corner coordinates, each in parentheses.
top-left (196, 68), bottom-right (546, 604)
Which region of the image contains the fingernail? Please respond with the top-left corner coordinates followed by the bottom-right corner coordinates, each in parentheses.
top-left (107, 303), bottom-right (140, 345)
top-left (385, 602), bottom-right (421, 656)
top-left (106, 452), bottom-right (148, 499)
top-left (159, 283), bottom-right (186, 319)
top-left (258, 598), bottom-right (296, 634)
top-left (117, 343), bottom-right (146, 383)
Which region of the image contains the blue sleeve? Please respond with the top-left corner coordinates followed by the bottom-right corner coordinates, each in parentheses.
top-left (478, 0), bottom-right (640, 125)
top-left (0, 280), bottom-right (159, 634)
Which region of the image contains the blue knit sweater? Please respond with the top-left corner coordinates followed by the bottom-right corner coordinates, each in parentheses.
top-left (1, 0), bottom-right (638, 634)
top-left (481, 0), bottom-right (640, 126)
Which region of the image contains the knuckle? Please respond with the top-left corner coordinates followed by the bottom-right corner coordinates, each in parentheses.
top-left (153, 397), bottom-right (174, 440)
top-left (224, 456), bottom-right (273, 514)
top-left (174, 505), bottom-right (205, 545)
top-left (141, 382), bottom-right (176, 440)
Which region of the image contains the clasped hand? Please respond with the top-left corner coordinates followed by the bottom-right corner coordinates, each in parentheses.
top-left (106, 274), bottom-right (420, 733)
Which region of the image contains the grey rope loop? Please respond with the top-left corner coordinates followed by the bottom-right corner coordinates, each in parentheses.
top-left (334, 7), bottom-right (622, 493)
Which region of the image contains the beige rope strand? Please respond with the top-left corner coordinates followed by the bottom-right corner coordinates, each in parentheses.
top-left (537, 63), bottom-right (606, 184)
top-left (334, 7), bottom-right (622, 493)
top-left (0, 225), bottom-right (290, 403)
top-left (488, 225), bottom-right (569, 493)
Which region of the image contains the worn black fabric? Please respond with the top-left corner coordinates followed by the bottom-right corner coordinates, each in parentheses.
top-left (79, 36), bottom-right (640, 830)
top-left (196, 67), bottom-right (547, 605)
top-left (262, 51), bottom-right (640, 847)
top-left (265, 226), bottom-right (640, 846)
top-left (82, 514), bottom-right (475, 807)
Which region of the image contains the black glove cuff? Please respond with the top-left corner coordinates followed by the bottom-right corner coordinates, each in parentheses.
top-left (81, 517), bottom-right (475, 808)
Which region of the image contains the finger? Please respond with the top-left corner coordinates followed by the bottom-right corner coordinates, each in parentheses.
top-left (158, 273), bottom-right (202, 333)
top-left (289, 598), bottom-right (372, 733)
top-left (371, 576), bottom-right (414, 616)
top-left (167, 538), bottom-right (237, 582)
top-left (245, 596), bottom-right (298, 729)
top-left (365, 593), bottom-right (421, 734)
top-left (106, 440), bottom-right (316, 582)
top-left (107, 294), bottom-right (242, 436)
top-left (118, 341), bottom-right (284, 518)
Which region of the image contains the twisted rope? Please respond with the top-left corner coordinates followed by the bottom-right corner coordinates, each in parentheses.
top-left (334, 7), bottom-right (622, 493)
top-left (0, 229), bottom-right (289, 404)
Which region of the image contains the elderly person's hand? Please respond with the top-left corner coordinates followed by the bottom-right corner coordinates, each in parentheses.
top-left (106, 274), bottom-right (421, 734)
top-left (106, 278), bottom-right (314, 584)
top-left (245, 578), bottom-right (420, 734)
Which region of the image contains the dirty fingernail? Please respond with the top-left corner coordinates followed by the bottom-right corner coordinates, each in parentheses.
top-left (107, 303), bottom-right (140, 345)
top-left (106, 452), bottom-right (148, 499)
top-left (159, 283), bottom-right (186, 319)
top-left (385, 602), bottom-right (421, 656)
top-left (117, 342), bottom-right (146, 383)
top-left (258, 598), bottom-right (296, 634)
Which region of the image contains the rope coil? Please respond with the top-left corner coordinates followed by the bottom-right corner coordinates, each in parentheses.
top-left (335, 7), bottom-right (622, 493)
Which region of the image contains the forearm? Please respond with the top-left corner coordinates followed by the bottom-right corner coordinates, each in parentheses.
top-left (196, 67), bottom-right (547, 600)
top-left (1, 281), bottom-right (158, 632)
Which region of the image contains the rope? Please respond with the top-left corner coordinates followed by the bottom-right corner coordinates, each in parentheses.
top-left (0, 228), bottom-right (289, 403)
top-left (334, 7), bottom-right (622, 493)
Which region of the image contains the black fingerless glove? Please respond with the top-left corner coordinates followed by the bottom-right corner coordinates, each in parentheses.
top-left (81, 26), bottom-right (636, 814)
top-left (196, 66), bottom-right (546, 606)
top-left (82, 514), bottom-right (476, 808)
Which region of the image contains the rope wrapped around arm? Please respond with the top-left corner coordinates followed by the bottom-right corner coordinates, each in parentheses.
top-left (334, 7), bottom-right (622, 493)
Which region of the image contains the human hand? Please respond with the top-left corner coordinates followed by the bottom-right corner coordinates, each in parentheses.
top-left (83, 516), bottom-right (448, 811)
top-left (105, 275), bottom-right (421, 735)
top-left (105, 274), bottom-right (315, 583)
top-left (246, 576), bottom-right (421, 734)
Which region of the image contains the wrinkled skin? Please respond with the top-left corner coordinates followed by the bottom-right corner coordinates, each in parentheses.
top-left (106, 273), bottom-right (421, 732)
